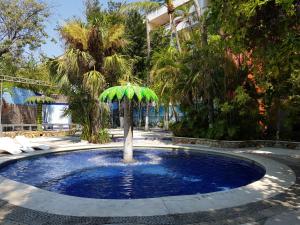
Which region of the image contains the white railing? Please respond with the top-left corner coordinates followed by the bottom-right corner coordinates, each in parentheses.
top-left (1, 123), bottom-right (78, 132)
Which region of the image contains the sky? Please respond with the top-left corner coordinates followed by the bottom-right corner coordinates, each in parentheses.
top-left (40, 0), bottom-right (85, 57)
top-left (40, 0), bottom-right (132, 58)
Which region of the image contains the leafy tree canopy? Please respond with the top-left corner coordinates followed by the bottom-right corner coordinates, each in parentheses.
top-left (0, 0), bottom-right (49, 58)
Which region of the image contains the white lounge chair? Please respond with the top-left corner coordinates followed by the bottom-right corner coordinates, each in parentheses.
top-left (15, 136), bottom-right (50, 151)
top-left (0, 137), bottom-right (23, 154)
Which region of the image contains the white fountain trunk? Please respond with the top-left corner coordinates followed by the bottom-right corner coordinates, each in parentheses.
top-left (123, 98), bottom-right (133, 163)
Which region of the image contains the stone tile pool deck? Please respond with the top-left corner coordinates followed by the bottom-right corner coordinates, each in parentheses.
top-left (0, 130), bottom-right (299, 225)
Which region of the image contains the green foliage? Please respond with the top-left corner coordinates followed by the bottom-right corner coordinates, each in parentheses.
top-left (0, 0), bottom-right (52, 93)
top-left (0, 0), bottom-right (49, 57)
top-left (124, 10), bottom-right (148, 80)
top-left (164, 0), bottom-right (299, 140)
top-left (234, 86), bottom-right (251, 107)
top-left (82, 128), bottom-right (111, 144)
top-left (120, 1), bottom-right (160, 14)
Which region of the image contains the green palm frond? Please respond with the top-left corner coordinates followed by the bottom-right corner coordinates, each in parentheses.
top-left (83, 70), bottom-right (106, 98)
top-left (120, 1), bottom-right (160, 14)
top-left (60, 20), bottom-right (89, 50)
top-left (104, 54), bottom-right (131, 74)
top-left (25, 96), bottom-right (55, 104)
top-left (118, 76), bottom-right (142, 86)
top-left (103, 24), bottom-right (128, 52)
top-left (104, 54), bottom-right (134, 83)
top-left (100, 83), bottom-right (158, 102)
top-left (150, 46), bottom-right (182, 104)
top-left (51, 49), bottom-right (93, 88)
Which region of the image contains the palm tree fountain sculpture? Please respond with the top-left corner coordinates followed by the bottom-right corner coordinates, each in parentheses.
top-left (100, 83), bottom-right (158, 163)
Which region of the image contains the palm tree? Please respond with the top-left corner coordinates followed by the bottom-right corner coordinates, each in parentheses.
top-left (49, 12), bottom-right (131, 143)
top-left (100, 83), bottom-right (158, 163)
top-left (26, 96), bottom-right (54, 131)
top-left (166, 0), bottom-right (182, 52)
top-left (150, 46), bottom-right (183, 129)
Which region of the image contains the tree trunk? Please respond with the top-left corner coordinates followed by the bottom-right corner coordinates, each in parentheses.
top-left (145, 103), bottom-right (149, 131)
top-left (139, 102), bottom-right (142, 128)
top-left (275, 99), bottom-right (281, 141)
top-left (164, 104), bottom-right (169, 130)
top-left (173, 19), bottom-right (181, 52)
top-left (169, 13), bottom-right (181, 52)
top-left (171, 104), bottom-right (178, 122)
top-left (89, 100), bottom-right (102, 143)
top-left (193, 0), bottom-right (201, 19)
top-left (201, 22), bottom-right (208, 46)
top-left (146, 19), bottom-right (151, 58)
top-left (198, 0), bottom-right (208, 46)
top-left (91, 102), bottom-right (100, 143)
top-left (119, 101), bottom-right (124, 128)
top-left (37, 103), bottom-right (43, 131)
top-left (208, 96), bottom-right (214, 128)
top-left (123, 98), bottom-right (133, 163)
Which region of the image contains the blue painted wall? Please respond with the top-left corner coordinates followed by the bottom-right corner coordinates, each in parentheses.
top-left (2, 87), bottom-right (37, 105)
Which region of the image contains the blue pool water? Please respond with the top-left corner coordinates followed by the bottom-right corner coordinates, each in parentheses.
top-left (0, 149), bottom-right (265, 199)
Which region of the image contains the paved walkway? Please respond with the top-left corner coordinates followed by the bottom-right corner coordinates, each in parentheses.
top-left (0, 129), bottom-right (299, 225)
top-left (264, 209), bottom-right (300, 225)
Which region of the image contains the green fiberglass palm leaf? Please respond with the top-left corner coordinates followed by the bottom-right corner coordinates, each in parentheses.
top-left (25, 96), bottom-right (55, 104)
top-left (99, 83), bottom-right (158, 103)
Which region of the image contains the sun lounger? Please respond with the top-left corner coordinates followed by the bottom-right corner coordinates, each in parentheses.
top-left (15, 136), bottom-right (50, 151)
top-left (0, 137), bottom-right (23, 154)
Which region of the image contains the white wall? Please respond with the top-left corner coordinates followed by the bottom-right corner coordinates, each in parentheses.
top-left (43, 104), bottom-right (71, 124)
top-left (199, 0), bottom-right (209, 12)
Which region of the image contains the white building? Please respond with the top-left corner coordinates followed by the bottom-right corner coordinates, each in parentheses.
top-left (146, 0), bottom-right (209, 53)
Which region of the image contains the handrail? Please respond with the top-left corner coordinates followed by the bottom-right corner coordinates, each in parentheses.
top-left (1, 123), bottom-right (79, 132)
top-left (0, 75), bottom-right (54, 87)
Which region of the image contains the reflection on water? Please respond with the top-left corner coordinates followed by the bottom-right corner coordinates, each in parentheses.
top-left (0, 149), bottom-right (265, 199)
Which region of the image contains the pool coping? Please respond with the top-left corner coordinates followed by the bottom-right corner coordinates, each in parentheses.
top-left (0, 144), bottom-right (296, 217)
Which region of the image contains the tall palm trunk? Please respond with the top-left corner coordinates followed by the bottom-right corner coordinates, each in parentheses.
top-left (119, 101), bottom-right (124, 128)
top-left (193, 0), bottom-right (201, 19)
top-left (163, 104), bottom-right (169, 130)
top-left (199, 0), bottom-right (208, 47)
top-left (167, 0), bottom-right (181, 52)
top-left (123, 98), bottom-right (133, 163)
top-left (171, 104), bottom-right (178, 122)
top-left (169, 13), bottom-right (181, 52)
top-left (89, 101), bottom-right (101, 143)
top-left (201, 22), bottom-right (208, 46)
